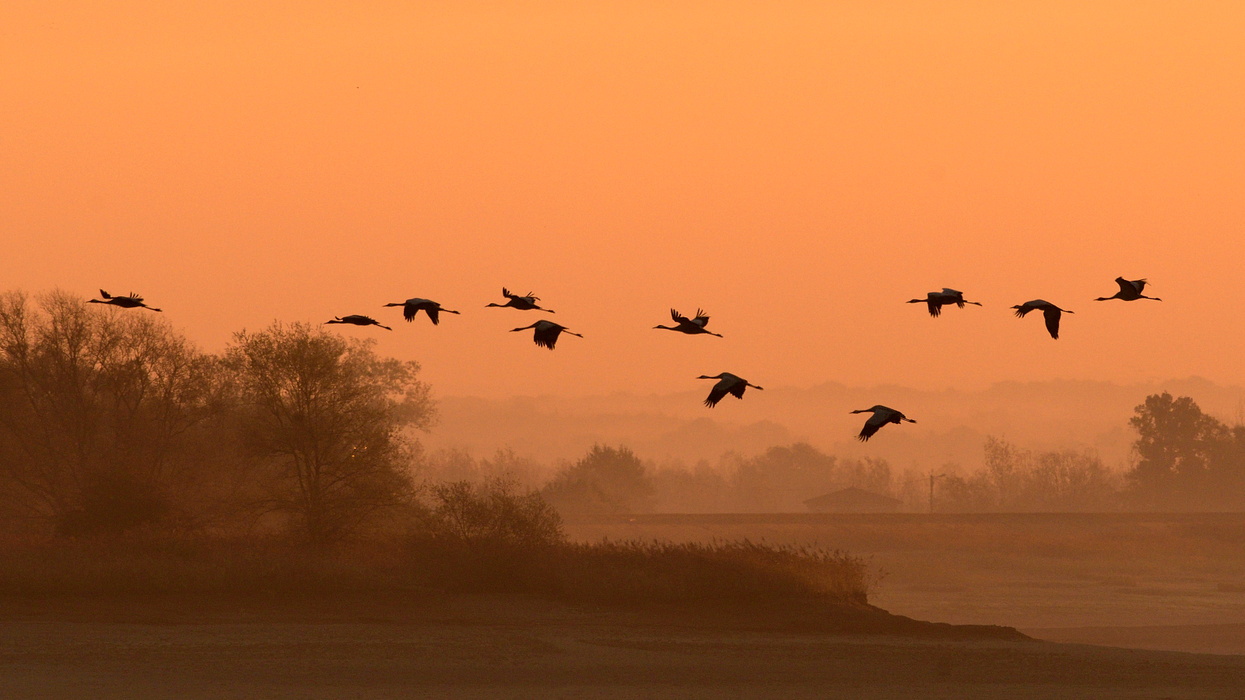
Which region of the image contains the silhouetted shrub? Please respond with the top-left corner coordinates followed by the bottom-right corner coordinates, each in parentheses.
top-left (424, 477), bottom-right (564, 547)
top-left (543, 444), bottom-right (655, 514)
top-left (408, 481), bottom-right (866, 604)
top-left (56, 473), bottom-right (168, 537)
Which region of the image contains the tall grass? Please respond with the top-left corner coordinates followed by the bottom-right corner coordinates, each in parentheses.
top-left (0, 481), bottom-right (872, 608)
top-left (408, 537), bottom-right (871, 606)
top-left (0, 533), bottom-right (870, 607)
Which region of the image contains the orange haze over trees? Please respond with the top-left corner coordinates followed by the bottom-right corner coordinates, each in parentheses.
top-left (3, 3), bottom-right (1245, 401)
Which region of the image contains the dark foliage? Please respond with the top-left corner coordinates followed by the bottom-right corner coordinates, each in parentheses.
top-left (1127, 393), bottom-right (1245, 510)
top-left (542, 444), bottom-right (655, 514)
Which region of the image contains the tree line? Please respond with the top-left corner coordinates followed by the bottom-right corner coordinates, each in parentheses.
top-left (2, 290), bottom-right (1242, 540)
top-left (0, 291), bottom-right (432, 542)
top-left (424, 399), bottom-right (1245, 514)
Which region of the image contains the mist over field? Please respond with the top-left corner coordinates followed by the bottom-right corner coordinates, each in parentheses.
top-left (6, 0), bottom-right (1245, 696)
top-left (428, 376), bottom-right (1245, 471)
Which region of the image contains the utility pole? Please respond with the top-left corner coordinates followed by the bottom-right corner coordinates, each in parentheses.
top-left (929, 471), bottom-right (945, 513)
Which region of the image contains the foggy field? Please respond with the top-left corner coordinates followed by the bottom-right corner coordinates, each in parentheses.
top-left (2, 514), bottom-right (1244, 697)
top-left (565, 512), bottom-right (1245, 654)
top-left (2, 593), bottom-right (1244, 699)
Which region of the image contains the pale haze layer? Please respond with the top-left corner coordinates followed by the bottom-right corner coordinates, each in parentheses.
top-left (3, 2), bottom-right (1243, 399)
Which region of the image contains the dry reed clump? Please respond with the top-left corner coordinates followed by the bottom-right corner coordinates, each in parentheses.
top-left (0, 482), bottom-right (873, 608)
top-left (410, 478), bottom-right (872, 606)
top-left (406, 537), bottom-right (870, 606)
top-left (557, 539), bottom-right (870, 605)
top-left (0, 534), bottom-right (871, 607)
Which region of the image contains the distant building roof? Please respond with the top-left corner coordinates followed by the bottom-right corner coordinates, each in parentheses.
top-left (804, 487), bottom-right (902, 512)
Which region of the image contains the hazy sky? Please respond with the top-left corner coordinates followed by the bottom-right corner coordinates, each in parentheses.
top-left (4, 2), bottom-right (1243, 399)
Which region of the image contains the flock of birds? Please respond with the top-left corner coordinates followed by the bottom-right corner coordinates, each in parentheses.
top-left (86, 276), bottom-right (1161, 442)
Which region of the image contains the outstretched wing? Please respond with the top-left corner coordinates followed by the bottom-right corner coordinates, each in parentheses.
top-left (670, 308), bottom-right (691, 324)
top-left (533, 325), bottom-right (560, 349)
top-left (426, 307), bottom-right (440, 325)
top-left (403, 303), bottom-right (418, 322)
top-left (99, 289), bottom-right (112, 299)
top-left (857, 413), bottom-right (887, 442)
top-left (1014, 305), bottom-right (1033, 318)
top-left (691, 308), bottom-right (710, 328)
top-left (501, 287), bottom-right (516, 300)
top-left (727, 379), bottom-right (748, 399)
top-left (1043, 307), bottom-right (1062, 339)
top-left (704, 380), bottom-right (731, 408)
top-left (927, 299), bottom-right (942, 317)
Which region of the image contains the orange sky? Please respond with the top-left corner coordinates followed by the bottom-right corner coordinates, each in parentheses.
top-left (3, 2), bottom-right (1244, 399)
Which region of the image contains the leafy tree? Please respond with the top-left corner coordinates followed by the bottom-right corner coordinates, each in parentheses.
top-left (728, 443), bottom-right (892, 512)
top-left (0, 291), bottom-right (219, 534)
top-left (542, 444), bottom-right (654, 514)
top-left (1127, 392), bottom-right (1242, 509)
top-left (651, 460), bottom-right (733, 512)
top-left (226, 322), bottom-right (433, 544)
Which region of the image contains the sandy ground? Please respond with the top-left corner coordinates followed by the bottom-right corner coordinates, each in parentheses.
top-left (1, 594), bottom-right (1243, 700)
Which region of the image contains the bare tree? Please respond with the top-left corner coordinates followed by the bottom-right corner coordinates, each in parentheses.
top-left (226, 321), bottom-right (433, 544)
top-left (0, 290), bottom-right (218, 534)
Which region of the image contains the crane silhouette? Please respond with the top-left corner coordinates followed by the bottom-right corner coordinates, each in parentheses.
top-left (1012, 300), bottom-right (1073, 339)
top-left (325, 315), bottom-right (392, 331)
top-left (511, 320), bottom-right (581, 349)
top-left (1096, 278), bottom-right (1161, 302)
top-left (907, 288), bottom-right (982, 318)
top-left (850, 405), bottom-right (916, 441)
top-left (698, 373), bottom-right (763, 408)
top-left (653, 308), bottom-right (722, 337)
top-left (383, 297), bottom-right (460, 325)
top-left (88, 290), bottom-right (161, 312)
top-left (487, 288), bottom-right (554, 312)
